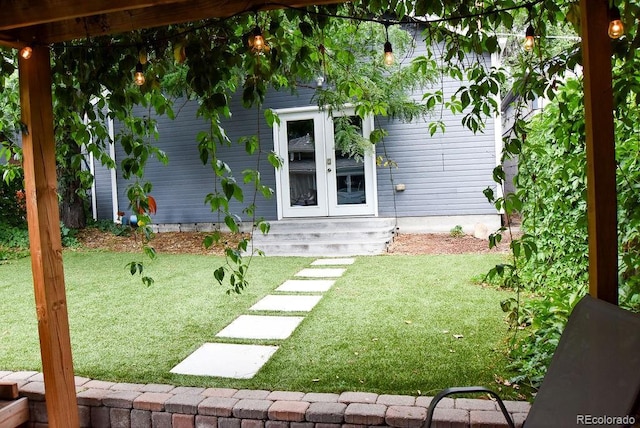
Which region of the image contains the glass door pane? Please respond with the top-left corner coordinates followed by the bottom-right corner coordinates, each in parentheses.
top-left (333, 116), bottom-right (366, 206)
top-left (287, 119), bottom-right (318, 207)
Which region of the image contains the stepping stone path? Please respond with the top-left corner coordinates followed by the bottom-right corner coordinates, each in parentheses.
top-left (169, 343), bottom-right (278, 379)
top-left (171, 258), bottom-right (355, 379)
top-left (295, 268), bottom-right (346, 278)
top-left (216, 315), bottom-right (305, 340)
top-left (250, 295), bottom-right (323, 312)
top-left (277, 279), bottom-right (335, 292)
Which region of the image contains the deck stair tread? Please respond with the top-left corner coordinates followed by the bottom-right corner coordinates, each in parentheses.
top-left (247, 217), bottom-right (396, 256)
top-left (0, 381), bottom-right (29, 428)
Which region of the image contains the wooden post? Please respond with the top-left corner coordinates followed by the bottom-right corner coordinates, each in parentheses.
top-left (580, 0), bottom-right (618, 304)
top-left (19, 46), bottom-right (80, 427)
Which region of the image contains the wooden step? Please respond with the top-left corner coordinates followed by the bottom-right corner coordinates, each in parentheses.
top-left (0, 382), bottom-right (29, 428)
top-left (0, 398), bottom-right (29, 428)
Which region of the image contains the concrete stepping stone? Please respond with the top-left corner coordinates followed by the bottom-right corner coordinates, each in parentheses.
top-left (250, 295), bottom-right (322, 312)
top-left (295, 268), bottom-right (346, 278)
top-left (311, 258), bottom-right (355, 266)
top-left (276, 279), bottom-right (336, 292)
top-left (216, 315), bottom-right (304, 340)
top-left (170, 343), bottom-right (278, 379)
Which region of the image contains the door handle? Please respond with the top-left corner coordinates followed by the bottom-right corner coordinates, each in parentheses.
top-left (328, 168), bottom-right (332, 172)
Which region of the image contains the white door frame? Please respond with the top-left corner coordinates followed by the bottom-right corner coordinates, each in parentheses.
top-left (273, 106), bottom-right (378, 219)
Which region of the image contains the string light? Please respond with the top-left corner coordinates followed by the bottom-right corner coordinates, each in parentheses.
top-left (523, 3), bottom-right (535, 52)
top-left (29, 0), bottom-right (629, 80)
top-left (134, 62), bottom-right (145, 86)
top-left (384, 41), bottom-right (394, 66)
top-left (248, 26), bottom-right (269, 53)
top-left (608, 5), bottom-right (624, 39)
top-left (523, 24), bottom-right (535, 52)
top-left (19, 46), bottom-right (33, 59)
top-left (37, 0), bottom-right (551, 55)
top-left (383, 23), bottom-right (394, 66)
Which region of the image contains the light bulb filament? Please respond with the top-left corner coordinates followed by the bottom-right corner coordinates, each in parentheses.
top-left (20, 46), bottom-right (33, 60)
top-left (249, 27), bottom-right (268, 53)
top-left (134, 62), bottom-right (145, 86)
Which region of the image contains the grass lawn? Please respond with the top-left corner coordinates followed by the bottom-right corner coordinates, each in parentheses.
top-left (0, 251), bottom-right (520, 397)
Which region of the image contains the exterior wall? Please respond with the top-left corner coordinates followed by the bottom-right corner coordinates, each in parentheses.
top-left (113, 89), bottom-right (315, 224)
top-left (375, 46), bottom-right (498, 219)
top-left (105, 42), bottom-right (499, 227)
top-left (375, 112), bottom-right (497, 218)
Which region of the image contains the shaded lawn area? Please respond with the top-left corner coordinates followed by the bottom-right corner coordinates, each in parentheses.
top-left (0, 251), bottom-right (519, 398)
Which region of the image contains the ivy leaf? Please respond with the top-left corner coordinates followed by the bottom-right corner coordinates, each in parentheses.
top-left (264, 109), bottom-right (280, 127)
top-left (214, 267), bottom-right (226, 284)
top-left (259, 221), bottom-right (271, 234)
top-left (127, 261), bottom-right (137, 276)
top-left (203, 235), bottom-right (215, 249)
top-left (224, 214), bottom-right (239, 233)
top-left (222, 179), bottom-right (236, 200)
top-left (268, 151), bottom-right (283, 168)
top-left (299, 21), bottom-right (314, 38)
top-left (244, 136), bottom-right (259, 155)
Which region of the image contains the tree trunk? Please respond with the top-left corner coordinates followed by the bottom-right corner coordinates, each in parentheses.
top-left (59, 181), bottom-right (86, 229)
top-left (57, 141), bottom-right (87, 229)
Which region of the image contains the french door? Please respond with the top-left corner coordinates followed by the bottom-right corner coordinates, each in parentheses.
top-left (274, 107), bottom-right (377, 218)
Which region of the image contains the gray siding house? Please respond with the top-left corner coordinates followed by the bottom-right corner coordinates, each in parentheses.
top-left (91, 47), bottom-right (502, 235)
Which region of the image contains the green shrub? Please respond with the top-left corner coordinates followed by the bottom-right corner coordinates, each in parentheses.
top-left (60, 222), bottom-right (80, 248)
top-left (89, 219), bottom-right (131, 237)
top-left (0, 223), bottom-right (30, 261)
top-left (0, 224), bottom-right (29, 249)
top-left (0, 222), bottom-right (82, 251)
top-left (0, 167), bottom-right (26, 229)
top-left (0, 246), bottom-right (29, 261)
top-left (449, 225), bottom-right (464, 237)
top-left (492, 75), bottom-right (640, 389)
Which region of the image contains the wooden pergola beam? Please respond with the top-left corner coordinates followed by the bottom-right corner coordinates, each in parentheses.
top-left (19, 45), bottom-right (80, 427)
top-left (580, 0), bottom-right (619, 305)
top-left (0, 0), bottom-right (188, 31)
top-left (0, 0), bottom-right (344, 46)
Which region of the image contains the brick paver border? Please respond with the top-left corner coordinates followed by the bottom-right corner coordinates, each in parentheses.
top-left (5, 371), bottom-right (529, 428)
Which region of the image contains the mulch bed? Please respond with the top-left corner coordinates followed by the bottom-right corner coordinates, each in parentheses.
top-left (76, 228), bottom-right (512, 255)
top-left (386, 232), bottom-right (512, 255)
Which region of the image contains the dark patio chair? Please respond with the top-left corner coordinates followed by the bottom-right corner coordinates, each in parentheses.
top-left (425, 294), bottom-right (640, 427)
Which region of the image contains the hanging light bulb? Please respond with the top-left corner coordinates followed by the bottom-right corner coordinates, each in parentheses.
top-left (249, 26), bottom-right (268, 53)
top-left (383, 23), bottom-right (394, 66)
top-left (134, 62), bottom-right (145, 86)
top-left (608, 5), bottom-right (624, 39)
top-left (524, 25), bottom-right (535, 52)
top-left (384, 41), bottom-right (394, 66)
top-left (19, 46), bottom-right (33, 60)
